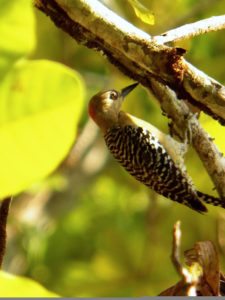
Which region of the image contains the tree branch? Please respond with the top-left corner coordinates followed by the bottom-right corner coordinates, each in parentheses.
top-left (149, 78), bottom-right (225, 199)
top-left (35, 0), bottom-right (225, 124)
top-left (154, 15), bottom-right (225, 44)
top-left (34, 0), bottom-right (225, 200)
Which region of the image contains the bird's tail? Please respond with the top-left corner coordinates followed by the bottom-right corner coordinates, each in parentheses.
top-left (197, 191), bottom-right (225, 209)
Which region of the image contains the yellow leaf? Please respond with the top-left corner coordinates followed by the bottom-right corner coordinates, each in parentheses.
top-left (0, 271), bottom-right (59, 297)
top-left (128, 0), bottom-right (155, 25)
top-left (0, 59), bottom-right (84, 198)
top-left (0, 0), bottom-right (35, 78)
top-left (200, 114), bottom-right (225, 154)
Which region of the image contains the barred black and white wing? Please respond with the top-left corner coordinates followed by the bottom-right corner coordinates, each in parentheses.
top-left (105, 125), bottom-right (208, 212)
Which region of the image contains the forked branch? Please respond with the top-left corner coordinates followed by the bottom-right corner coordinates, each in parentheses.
top-left (34, 0), bottom-right (225, 200)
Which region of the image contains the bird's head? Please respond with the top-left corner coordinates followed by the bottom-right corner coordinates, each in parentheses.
top-left (88, 82), bottom-right (138, 132)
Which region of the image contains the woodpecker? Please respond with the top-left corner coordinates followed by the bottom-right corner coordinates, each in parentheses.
top-left (88, 83), bottom-right (224, 213)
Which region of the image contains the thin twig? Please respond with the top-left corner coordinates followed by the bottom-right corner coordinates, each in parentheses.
top-left (154, 15), bottom-right (225, 44)
top-left (171, 221), bottom-right (183, 276)
top-left (0, 197), bottom-right (12, 268)
top-left (167, 221), bottom-right (197, 296)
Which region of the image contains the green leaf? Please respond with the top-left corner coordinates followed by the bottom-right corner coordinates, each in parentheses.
top-left (0, 0), bottom-right (35, 78)
top-left (201, 114), bottom-right (225, 154)
top-left (0, 271), bottom-right (59, 297)
top-left (0, 59), bottom-right (84, 198)
top-left (128, 0), bottom-right (155, 25)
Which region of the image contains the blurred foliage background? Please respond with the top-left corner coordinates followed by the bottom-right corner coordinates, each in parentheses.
top-left (1, 0), bottom-right (225, 297)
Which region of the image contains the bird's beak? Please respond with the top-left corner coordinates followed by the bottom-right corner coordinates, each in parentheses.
top-left (121, 82), bottom-right (138, 98)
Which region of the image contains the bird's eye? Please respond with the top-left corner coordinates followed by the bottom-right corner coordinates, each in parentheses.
top-left (109, 90), bottom-right (118, 100)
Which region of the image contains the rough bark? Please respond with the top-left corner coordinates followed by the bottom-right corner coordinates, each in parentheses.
top-left (34, 0), bottom-right (225, 200)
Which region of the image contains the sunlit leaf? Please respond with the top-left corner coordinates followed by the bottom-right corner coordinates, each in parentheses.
top-left (0, 59), bottom-right (84, 198)
top-left (0, 271), bottom-right (59, 297)
top-left (128, 0), bottom-right (155, 25)
top-left (0, 0), bottom-right (35, 78)
top-left (200, 114), bottom-right (225, 153)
